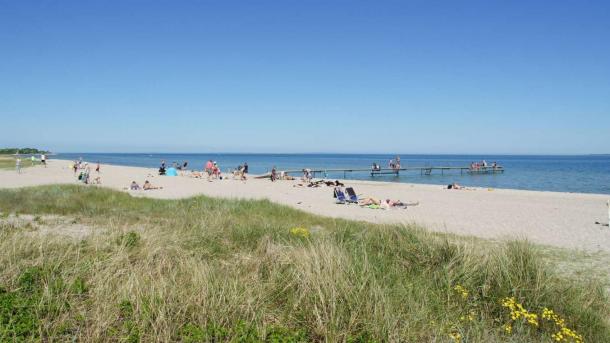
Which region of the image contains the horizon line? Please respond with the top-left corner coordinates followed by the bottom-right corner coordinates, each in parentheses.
top-left (52, 151), bottom-right (610, 157)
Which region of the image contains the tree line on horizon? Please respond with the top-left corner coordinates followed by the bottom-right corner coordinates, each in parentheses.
top-left (0, 148), bottom-right (49, 155)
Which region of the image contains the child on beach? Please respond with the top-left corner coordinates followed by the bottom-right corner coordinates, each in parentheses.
top-left (271, 166), bottom-right (277, 182)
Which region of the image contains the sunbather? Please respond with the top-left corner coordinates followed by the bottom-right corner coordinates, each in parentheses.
top-left (359, 197), bottom-right (381, 206)
top-left (130, 181), bottom-right (140, 190)
top-left (381, 199), bottom-right (419, 209)
top-left (143, 180), bottom-right (162, 190)
top-left (447, 183), bottom-right (462, 189)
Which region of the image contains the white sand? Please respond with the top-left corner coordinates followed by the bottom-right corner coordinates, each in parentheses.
top-left (1, 159), bottom-right (609, 252)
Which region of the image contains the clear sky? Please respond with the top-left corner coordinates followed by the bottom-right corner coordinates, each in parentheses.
top-left (1, 1), bottom-right (609, 154)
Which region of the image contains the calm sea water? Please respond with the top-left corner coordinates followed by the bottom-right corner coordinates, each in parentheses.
top-left (55, 153), bottom-right (610, 195)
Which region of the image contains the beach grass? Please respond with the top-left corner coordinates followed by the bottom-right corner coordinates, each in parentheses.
top-left (0, 155), bottom-right (38, 170)
top-left (0, 185), bottom-right (608, 342)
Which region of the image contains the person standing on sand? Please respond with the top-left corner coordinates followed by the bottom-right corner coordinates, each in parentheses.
top-left (16, 157), bottom-right (21, 174)
top-left (205, 160), bottom-right (214, 181)
top-left (243, 162), bottom-right (248, 174)
top-left (271, 166), bottom-right (277, 182)
top-left (41, 153), bottom-right (46, 167)
top-left (95, 162), bottom-right (100, 173)
top-left (31, 155), bottom-right (36, 166)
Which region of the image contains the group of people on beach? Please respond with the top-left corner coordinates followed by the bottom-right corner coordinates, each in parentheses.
top-left (70, 158), bottom-right (102, 185)
top-left (158, 159), bottom-right (248, 182)
top-left (14, 153), bottom-right (47, 174)
top-left (129, 180), bottom-right (162, 191)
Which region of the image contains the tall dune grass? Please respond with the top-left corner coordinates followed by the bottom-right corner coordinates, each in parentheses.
top-left (0, 185), bottom-right (608, 342)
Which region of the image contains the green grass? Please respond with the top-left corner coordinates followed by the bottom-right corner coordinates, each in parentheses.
top-left (0, 185), bottom-right (608, 342)
top-left (0, 156), bottom-right (38, 170)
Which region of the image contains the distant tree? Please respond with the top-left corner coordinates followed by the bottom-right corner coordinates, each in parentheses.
top-left (0, 148), bottom-right (50, 155)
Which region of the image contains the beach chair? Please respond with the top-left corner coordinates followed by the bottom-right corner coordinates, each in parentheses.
top-left (334, 188), bottom-right (347, 204)
top-left (345, 187), bottom-right (358, 203)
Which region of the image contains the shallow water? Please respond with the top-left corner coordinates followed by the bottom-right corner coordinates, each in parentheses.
top-left (55, 153), bottom-right (610, 195)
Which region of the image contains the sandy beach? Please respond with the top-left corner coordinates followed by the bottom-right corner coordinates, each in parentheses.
top-left (1, 159), bottom-right (609, 253)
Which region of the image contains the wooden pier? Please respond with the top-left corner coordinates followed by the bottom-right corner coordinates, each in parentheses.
top-left (278, 166), bottom-right (504, 179)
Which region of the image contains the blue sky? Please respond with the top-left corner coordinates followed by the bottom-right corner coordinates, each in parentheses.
top-left (1, 1), bottom-right (609, 154)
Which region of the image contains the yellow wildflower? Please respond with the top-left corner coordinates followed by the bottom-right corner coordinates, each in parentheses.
top-left (289, 227), bottom-right (310, 238)
top-left (449, 332), bottom-right (461, 342)
top-left (453, 284), bottom-right (469, 299)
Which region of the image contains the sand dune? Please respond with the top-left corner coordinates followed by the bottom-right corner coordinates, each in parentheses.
top-left (1, 159), bottom-right (609, 252)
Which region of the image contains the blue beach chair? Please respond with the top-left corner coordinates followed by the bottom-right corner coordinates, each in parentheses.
top-left (334, 187), bottom-right (347, 204)
top-left (345, 187), bottom-right (358, 203)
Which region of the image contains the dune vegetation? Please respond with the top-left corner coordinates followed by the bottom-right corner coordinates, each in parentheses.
top-left (0, 185), bottom-right (608, 342)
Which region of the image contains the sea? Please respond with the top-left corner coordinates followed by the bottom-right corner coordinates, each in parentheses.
top-left (54, 153), bottom-right (610, 195)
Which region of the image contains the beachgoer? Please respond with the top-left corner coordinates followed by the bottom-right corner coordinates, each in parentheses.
top-left (130, 181), bottom-right (140, 190)
top-left (212, 162), bottom-right (221, 179)
top-left (359, 197), bottom-right (381, 206)
top-left (31, 155), bottom-right (36, 166)
top-left (271, 166), bottom-right (277, 182)
top-left (40, 154), bottom-right (46, 167)
top-left (73, 161), bottom-right (78, 174)
top-left (95, 162), bottom-right (100, 173)
top-left (447, 182), bottom-right (462, 190)
top-left (243, 162), bottom-right (248, 174)
top-left (16, 158), bottom-right (21, 174)
top-left (143, 180), bottom-right (162, 190)
top-left (183, 161), bottom-right (188, 170)
top-left (304, 168), bottom-right (312, 182)
top-left (205, 160), bottom-right (214, 180)
top-left (161, 160), bottom-right (166, 169)
top-left (382, 199), bottom-right (418, 209)
top-left (240, 167), bottom-right (247, 181)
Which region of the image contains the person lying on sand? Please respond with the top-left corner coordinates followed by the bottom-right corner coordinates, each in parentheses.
top-left (359, 197), bottom-right (381, 206)
top-left (143, 180), bottom-right (162, 190)
top-left (359, 197), bottom-right (419, 209)
top-left (381, 199), bottom-right (420, 209)
top-left (190, 171), bottom-right (203, 178)
top-left (447, 183), bottom-right (462, 190)
top-left (446, 183), bottom-right (475, 190)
